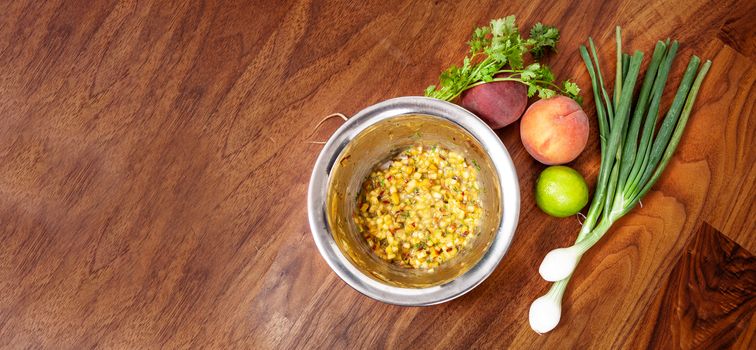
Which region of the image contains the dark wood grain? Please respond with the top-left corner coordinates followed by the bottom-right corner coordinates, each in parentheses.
top-left (0, 0), bottom-right (753, 349)
top-left (629, 223), bottom-right (756, 349)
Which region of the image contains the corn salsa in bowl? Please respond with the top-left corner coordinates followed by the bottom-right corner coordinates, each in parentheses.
top-left (354, 145), bottom-right (482, 269)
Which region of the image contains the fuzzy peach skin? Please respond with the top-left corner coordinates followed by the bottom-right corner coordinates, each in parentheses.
top-left (520, 95), bottom-right (589, 165)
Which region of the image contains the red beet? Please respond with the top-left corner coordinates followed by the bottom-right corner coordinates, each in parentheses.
top-left (459, 80), bottom-right (528, 129)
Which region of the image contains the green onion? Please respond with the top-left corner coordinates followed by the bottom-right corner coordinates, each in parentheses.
top-left (528, 27), bottom-right (711, 334)
top-left (614, 27), bottom-right (623, 108)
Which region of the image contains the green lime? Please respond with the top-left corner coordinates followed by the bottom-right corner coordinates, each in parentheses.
top-left (535, 166), bottom-right (589, 218)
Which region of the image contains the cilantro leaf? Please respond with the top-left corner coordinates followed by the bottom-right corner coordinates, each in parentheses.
top-left (536, 64), bottom-right (555, 83)
top-left (563, 80), bottom-right (583, 104)
top-left (490, 15), bottom-right (517, 37)
top-left (468, 26), bottom-right (491, 54)
top-left (527, 23), bottom-right (560, 58)
top-left (521, 63), bottom-right (540, 82)
top-left (538, 88), bottom-right (556, 99)
top-left (527, 84), bottom-right (538, 97)
top-left (563, 81), bottom-right (581, 96)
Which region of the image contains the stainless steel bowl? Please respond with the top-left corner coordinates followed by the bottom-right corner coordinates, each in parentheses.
top-left (308, 96), bottom-right (520, 305)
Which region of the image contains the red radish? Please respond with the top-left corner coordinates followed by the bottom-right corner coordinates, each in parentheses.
top-left (460, 80), bottom-right (528, 129)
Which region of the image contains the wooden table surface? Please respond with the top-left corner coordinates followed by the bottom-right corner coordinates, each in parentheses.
top-left (1, 0), bottom-right (754, 348)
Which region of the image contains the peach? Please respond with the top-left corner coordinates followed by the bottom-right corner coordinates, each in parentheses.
top-left (520, 95), bottom-right (589, 165)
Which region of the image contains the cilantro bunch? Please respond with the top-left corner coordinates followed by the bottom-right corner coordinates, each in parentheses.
top-left (424, 16), bottom-right (581, 103)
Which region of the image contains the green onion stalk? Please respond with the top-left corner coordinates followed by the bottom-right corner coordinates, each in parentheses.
top-left (528, 27), bottom-right (711, 334)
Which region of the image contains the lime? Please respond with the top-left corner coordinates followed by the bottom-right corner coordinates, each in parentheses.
top-left (535, 166), bottom-right (589, 218)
